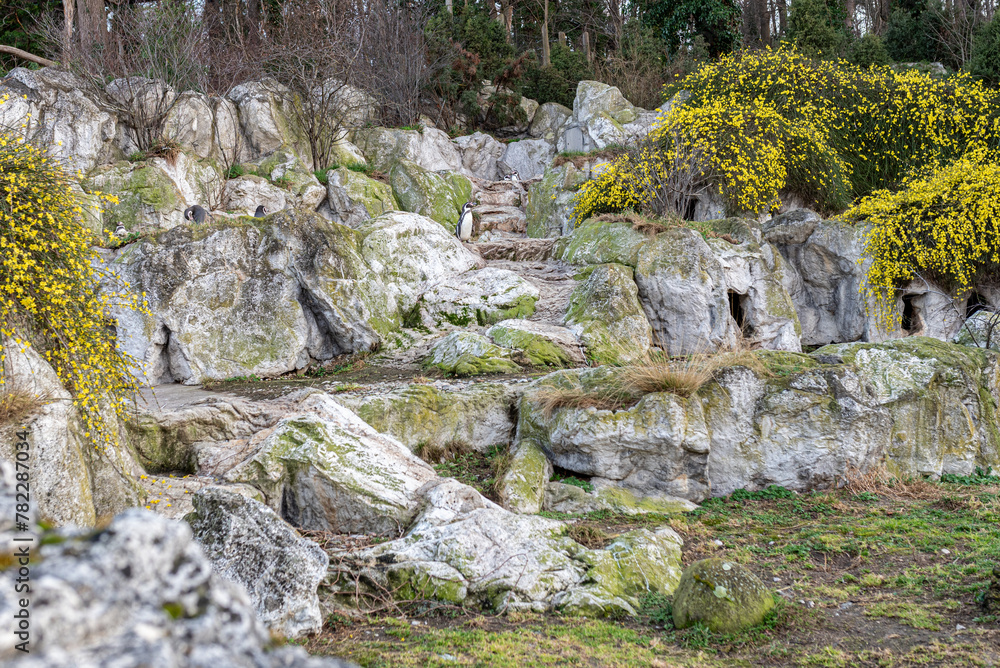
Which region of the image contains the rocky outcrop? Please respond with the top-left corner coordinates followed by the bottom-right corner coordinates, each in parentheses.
top-left (564, 263), bottom-right (652, 364)
top-left (499, 138), bottom-right (556, 180)
top-left (352, 127), bottom-right (464, 173)
top-left (423, 332), bottom-right (522, 377)
top-left (557, 218), bottom-right (648, 267)
top-left (223, 174), bottom-right (289, 216)
top-left (559, 81), bottom-right (659, 152)
top-left (336, 382), bottom-right (517, 452)
top-left (325, 166), bottom-right (398, 227)
top-left (0, 509), bottom-right (354, 667)
top-left (417, 267), bottom-right (539, 328)
top-left (529, 102), bottom-right (572, 142)
top-left (227, 79), bottom-right (312, 166)
top-left (388, 159), bottom-right (473, 231)
top-left (0, 340), bottom-right (143, 527)
top-left (487, 319), bottom-right (585, 368)
top-left (453, 132), bottom-right (506, 180)
top-left (224, 392), bottom-right (438, 533)
top-left (187, 487), bottom-right (329, 639)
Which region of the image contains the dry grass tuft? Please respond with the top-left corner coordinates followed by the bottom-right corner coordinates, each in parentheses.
top-left (568, 523), bottom-right (611, 549)
top-left (415, 439), bottom-right (473, 464)
top-left (842, 463), bottom-right (944, 500)
top-left (619, 351), bottom-right (718, 397)
top-left (533, 386), bottom-right (633, 417)
top-left (0, 381), bottom-right (45, 427)
top-left (552, 147), bottom-right (624, 169)
top-left (593, 211), bottom-right (683, 238)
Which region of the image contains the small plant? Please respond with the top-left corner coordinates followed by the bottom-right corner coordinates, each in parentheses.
top-left (313, 169), bottom-right (331, 185)
top-left (227, 164), bottom-right (247, 179)
top-left (730, 485), bottom-right (796, 501)
top-left (551, 474), bottom-right (594, 493)
top-left (127, 151), bottom-right (146, 162)
top-left (416, 439), bottom-right (472, 464)
top-left (567, 523), bottom-right (609, 548)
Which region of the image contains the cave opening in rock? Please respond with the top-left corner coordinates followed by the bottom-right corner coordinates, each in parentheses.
top-left (966, 291), bottom-right (989, 318)
top-left (297, 285), bottom-right (343, 362)
top-left (551, 465), bottom-right (593, 490)
top-left (728, 290), bottom-right (752, 337)
top-left (683, 197), bottom-right (698, 221)
top-left (900, 295), bottom-right (921, 335)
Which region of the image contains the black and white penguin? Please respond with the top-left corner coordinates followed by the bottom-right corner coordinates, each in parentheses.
top-left (456, 201), bottom-right (474, 242)
top-left (183, 205), bottom-right (210, 223)
top-left (114, 223), bottom-right (127, 238)
top-left (254, 204), bottom-right (267, 218)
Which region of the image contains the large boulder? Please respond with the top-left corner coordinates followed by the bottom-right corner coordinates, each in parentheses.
top-left (516, 367), bottom-right (712, 503)
top-left (336, 382), bottom-right (517, 452)
top-left (227, 79), bottom-right (312, 166)
top-left (356, 211), bottom-right (481, 319)
top-left (497, 439), bottom-right (551, 514)
top-left (83, 159), bottom-right (188, 231)
top-left (352, 127), bottom-right (464, 173)
top-left (422, 332), bottom-right (522, 377)
top-left (557, 218), bottom-right (649, 267)
top-left (108, 211), bottom-right (385, 384)
top-left (388, 159), bottom-right (473, 231)
top-left (325, 166), bottom-right (398, 227)
top-left (224, 392), bottom-right (438, 534)
top-left (417, 267), bottom-right (539, 328)
top-left (223, 174), bottom-right (289, 217)
top-left (564, 263), bottom-right (652, 365)
top-left (499, 138), bottom-right (556, 180)
top-left (562, 81), bottom-right (659, 151)
top-left (672, 559), bottom-right (775, 633)
top-left (526, 162), bottom-right (604, 239)
top-left (255, 151), bottom-right (327, 210)
top-left (0, 341), bottom-right (144, 527)
top-left (634, 227), bottom-right (735, 355)
top-left (187, 487), bottom-right (329, 639)
top-left (487, 319), bottom-right (586, 368)
top-left (453, 132), bottom-right (506, 180)
top-left (163, 91), bottom-right (221, 161)
top-left (329, 478), bottom-right (684, 616)
top-left (0, 67), bottom-right (120, 173)
top-left (0, 509), bottom-right (353, 667)
top-left (529, 102), bottom-right (572, 142)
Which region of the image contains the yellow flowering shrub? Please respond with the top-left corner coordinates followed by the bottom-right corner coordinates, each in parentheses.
top-left (572, 46), bottom-right (1000, 224)
top-left (848, 148), bottom-right (1000, 329)
top-left (0, 96), bottom-right (148, 450)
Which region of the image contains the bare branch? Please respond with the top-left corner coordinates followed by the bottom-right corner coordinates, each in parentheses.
top-left (0, 45), bottom-right (57, 68)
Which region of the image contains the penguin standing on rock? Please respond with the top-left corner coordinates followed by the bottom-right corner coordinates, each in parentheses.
top-left (114, 223), bottom-right (127, 238)
top-left (184, 205), bottom-right (212, 223)
top-left (254, 205), bottom-right (267, 218)
top-left (456, 201), bottom-right (474, 242)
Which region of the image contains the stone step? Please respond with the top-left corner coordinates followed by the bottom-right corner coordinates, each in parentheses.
top-left (476, 238), bottom-right (557, 262)
top-left (474, 204), bottom-right (526, 235)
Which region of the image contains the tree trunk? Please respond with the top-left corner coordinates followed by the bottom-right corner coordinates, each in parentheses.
top-left (778, 0), bottom-right (787, 35)
top-left (62, 0), bottom-right (75, 61)
top-left (75, 0), bottom-right (106, 56)
top-left (541, 0), bottom-right (550, 66)
top-left (846, 0), bottom-right (856, 36)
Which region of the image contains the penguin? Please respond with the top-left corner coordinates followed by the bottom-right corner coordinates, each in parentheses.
top-left (114, 223), bottom-right (127, 238)
top-left (183, 205), bottom-right (210, 223)
top-left (456, 201), bottom-right (474, 242)
top-left (254, 204), bottom-right (267, 218)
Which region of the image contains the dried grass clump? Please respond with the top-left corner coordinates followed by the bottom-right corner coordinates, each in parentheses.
top-left (842, 463), bottom-right (943, 500)
top-left (415, 439), bottom-right (472, 464)
top-left (0, 377), bottom-right (46, 427)
top-left (568, 523), bottom-right (611, 549)
top-left (619, 351), bottom-right (718, 397)
top-left (533, 386), bottom-right (633, 417)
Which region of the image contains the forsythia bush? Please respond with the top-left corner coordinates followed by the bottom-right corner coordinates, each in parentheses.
top-left (572, 46), bottom-right (1000, 223)
top-left (0, 95), bottom-right (147, 450)
top-left (849, 148), bottom-right (1000, 328)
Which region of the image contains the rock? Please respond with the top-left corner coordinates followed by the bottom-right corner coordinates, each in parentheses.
top-left (324, 166), bottom-right (398, 227)
top-left (389, 159), bottom-right (473, 231)
top-left (224, 392), bottom-right (437, 533)
top-left (954, 310), bottom-right (1000, 351)
top-left (186, 487), bottom-right (329, 638)
top-left (163, 91), bottom-right (217, 160)
top-left (0, 509), bottom-right (354, 667)
top-left (224, 174), bottom-right (289, 216)
top-left (108, 211), bottom-right (384, 384)
top-left (475, 205), bottom-right (527, 236)
top-left (352, 126), bottom-right (464, 173)
top-left (672, 559), bottom-right (775, 633)
top-left (487, 319), bottom-right (585, 367)
top-left (329, 478), bottom-right (683, 615)
top-left (422, 332), bottom-right (522, 377)
top-left (634, 227), bottom-right (734, 355)
top-left (710, 233), bottom-right (802, 351)
top-left (83, 160), bottom-right (187, 231)
top-left (543, 483), bottom-right (698, 515)
top-left (519, 96), bottom-right (540, 126)
top-left (554, 527), bottom-right (684, 617)
top-left (498, 439), bottom-right (552, 514)
top-left (566, 81), bottom-right (658, 151)
top-left (255, 151), bottom-right (327, 210)
top-left (336, 382), bottom-right (517, 453)
top-left (762, 208), bottom-right (820, 246)
top-left (0, 67), bottom-right (120, 173)
top-left (227, 79), bottom-right (312, 165)
top-left (525, 163), bottom-right (597, 238)
top-left (529, 102), bottom-right (572, 141)
top-left (558, 218), bottom-right (649, 267)
top-left (477, 238), bottom-right (557, 262)
top-left (418, 267), bottom-right (539, 328)
top-left (319, 79), bottom-right (379, 129)
top-left (0, 339), bottom-right (143, 527)
top-left (499, 138), bottom-right (556, 180)
top-left (357, 211), bottom-right (481, 318)
top-left (564, 263), bottom-right (652, 365)
top-left (516, 367), bottom-right (711, 502)
top-left (453, 132), bottom-right (506, 180)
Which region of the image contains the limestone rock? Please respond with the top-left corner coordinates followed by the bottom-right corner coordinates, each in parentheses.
top-left (423, 332), bottom-right (522, 377)
top-left (187, 487), bottom-right (329, 638)
top-left (352, 126), bottom-right (464, 173)
top-left (487, 319), bottom-right (585, 367)
top-left (954, 310), bottom-right (1000, 351)
top-left (325, 166), bottom-right (398, 228)
top-left (558, 218), bottom-right (649, 267)
top-left (566, 81), bottom-right (659, 151)
top-left (498, 439), bottom-right (552, 514)
top-left (564, 263), bottom-right (652, 365)
top-left (255, 151), bottom-right (327, 210)
top-left (517, 367), bottom-right (711, 502)
top-left (418, 268), bottom-right (539, 328)
top-left (224, 174), bottom-right (289, 216)
top-left (475, 205), bottom-right (527, 236)
top-left (529, 102), bottom-right (572, 141)
top-left (453, 132), bottom-right (506, 180)
top-left (389, 159), bottom-right (473, 230)
top-left (357, 211), bottom-right (481, 318)
top-left (543, 483), bottom-right (698, 516)
top-left (0, 340), bottom-right (143, 527)
top-left (337, 382), bottom-right (517, 452)
top-left (499, 138), bottom-right (556, 180)
top-left (634, 227), bottom-right (734, 355)
top-left (83, 160), bottom-right (187, 231)
top-left (0, 67), bottom-right (120, 173)
top-left (163, 91), bottom-right (217, 160)
top-left (227, 79), bottom-right (312, 165)
top-left (525, 164), bottom-right (582, 238)
top-left (0, 509), bottom-right (354, 667)
top-left (673, 559), bottom-right (774, 633)
top-left (225, 392), bottom-right (437, 533)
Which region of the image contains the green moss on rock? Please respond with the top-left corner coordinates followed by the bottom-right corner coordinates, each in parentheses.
top-left (671, 558), bottom-right (775, 633)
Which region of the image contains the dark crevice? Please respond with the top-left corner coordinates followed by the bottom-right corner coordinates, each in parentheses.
top-left (297, 284), bottom-right (345, 362)
top-left (966, 291), bottom-right (988, 318)
top-left (683, 197), bottom-right (698, 221)
top-left (728, 290), bottom-right (752, 337)
top-left (901, 295), bottom-right (921, 335)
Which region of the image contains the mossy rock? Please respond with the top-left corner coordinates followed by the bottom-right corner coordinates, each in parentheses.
top-left (563, 263), bottom-right (652, 365)
top-left (423, 331), bottom-right (522, 377)
top-left (558, 218), bottom-right (648, 267)
top-left (498, 439), bottom-right (552, 514)
top-left (672, 558), bottom-right (775, 633)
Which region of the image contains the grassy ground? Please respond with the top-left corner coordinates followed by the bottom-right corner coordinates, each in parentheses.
top-left (302, 470), bottom-right (1000, 667)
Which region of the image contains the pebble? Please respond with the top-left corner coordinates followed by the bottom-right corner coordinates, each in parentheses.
top-left (773, 577), bottom-right (780, 582)
top-left (956, 624), bottom-right (966, 631)
top-left (941, 549), bottom-right (951, 555)
top-left (839, 602), bottom-right (853, 610)
top-left (713, 539), bottom-right (724, 547)
top-left (437, 654), bottom-right (458, 662)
